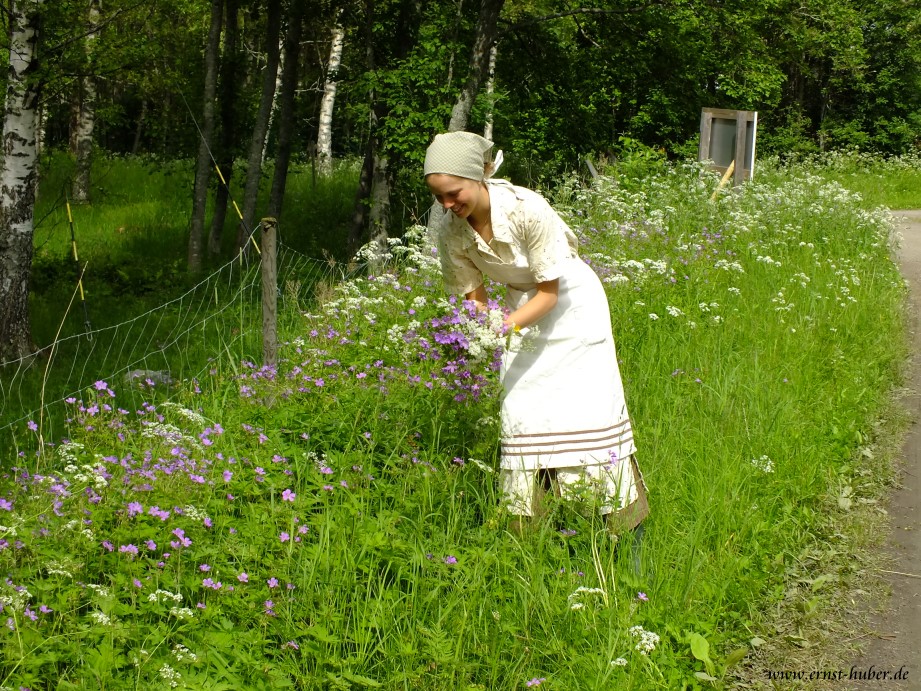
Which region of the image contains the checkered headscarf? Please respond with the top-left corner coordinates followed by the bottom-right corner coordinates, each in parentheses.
top-left (424, 131), bottom-right (496, 181)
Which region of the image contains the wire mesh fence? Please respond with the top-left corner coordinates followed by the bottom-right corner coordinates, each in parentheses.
top-left (0, 224), bottom-right (359, 454)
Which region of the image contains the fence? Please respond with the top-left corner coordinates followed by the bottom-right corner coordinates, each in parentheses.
top-left (0, 217), bottom-right (352, 456)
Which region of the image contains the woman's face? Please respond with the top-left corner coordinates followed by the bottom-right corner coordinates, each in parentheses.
top-left (426, 174), bottom-right (486, 221)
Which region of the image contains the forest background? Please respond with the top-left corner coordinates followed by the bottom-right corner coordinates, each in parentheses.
top-left (1, 0), bottom-right (920, 361)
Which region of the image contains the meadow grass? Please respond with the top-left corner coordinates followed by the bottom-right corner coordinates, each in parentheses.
top-left (778, 150), bottom-right (921, 209)
top-left (0, 152), bottom-right (911, 689)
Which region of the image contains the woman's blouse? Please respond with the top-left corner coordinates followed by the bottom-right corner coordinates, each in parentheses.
top-left (434, 179), bottom-right (580, 295)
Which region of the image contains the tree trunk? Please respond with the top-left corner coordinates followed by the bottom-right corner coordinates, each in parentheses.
top-left (72, 0), bottom-right (101, 204)
top-left (445, 0), bottom-right (464, 87)
top-left (347, 143), bottom-right (374, 256)
top-left (187, 0), bottom-right (224, 271)
top-left (208, 0), bottom-right (240, 256)
top-left (316, 17), bottom-right (345, 175)
top-left (368, 149), bottom-right (391, 246)
top-left (483, 42), bottom-right (497, 140)
top-left (237, 0), bottom-right (283, 250)
top-left (131, 98), bottom-right (147, 154)
top-left (0, 0), bottom-right (43, 362)
top-left (448, 0), bottom-right (505, 132)
top-left (262, 37), bottom-right (285, 164)
top-left (267, 4), bottom-right (305, 218)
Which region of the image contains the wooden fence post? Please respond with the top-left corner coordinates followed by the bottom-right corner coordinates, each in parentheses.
top-left (261, 217), bottom-right (278, 368)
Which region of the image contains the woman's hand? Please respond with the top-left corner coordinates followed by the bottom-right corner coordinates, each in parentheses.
top-left (464, 283), bottom-right (489, 312)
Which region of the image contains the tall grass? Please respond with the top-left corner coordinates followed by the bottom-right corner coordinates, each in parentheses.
top-left (0, 153), bottom-right (909, 689)
top-left (776, 149), bottom-right (921, 209)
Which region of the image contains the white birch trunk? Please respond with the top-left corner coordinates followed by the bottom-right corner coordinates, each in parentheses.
top-left (483, 43), bottom-right (497, 141)
top-left (262, 36), bottom-right (285, 164)
top-left (0, 0), bottom-right (44, 361)
top-left (448, 0), bottom-right (505, 133)
top-left (72, 0), bottom-right (101, 203)
top-left (316, 21), bottom-right (345, 175)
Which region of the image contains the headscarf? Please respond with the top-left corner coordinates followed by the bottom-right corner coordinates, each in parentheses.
top-left (423, 131), bottom-right (503, 181)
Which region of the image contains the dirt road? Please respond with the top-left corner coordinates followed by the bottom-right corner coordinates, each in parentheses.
top-left (847, 210), bottom-right (921, 691)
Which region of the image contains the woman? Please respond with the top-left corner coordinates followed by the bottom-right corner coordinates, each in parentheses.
top-left (424, 131), bottom-right (648, 534)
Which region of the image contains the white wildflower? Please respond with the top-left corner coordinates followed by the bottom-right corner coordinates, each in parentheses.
top-left (568, 585), bottom-right (606, 611)
top-left (89, 611), bottom-right (112, 626)
top-left (86, 584), bottom-right (109, 598)
top-left (629, 625), bottom-right (660, 655)
top-left (159, 663), bottom-right (182, 688)
top-left (46, 561), bottom-right (74, 578)
top-left (611, 658), bottom-right (628, 667)
top-left (159, 402), bottom-right (207, 427)
top-left (148, 589), bottom-right (183, 603)
top-left (714, 259), bottom-right (745, 273)
top-left (751, 455), bottom-right (774, 473)
top-left (172, 643), bottom-right (199, 663)
top-left (182, 505), bottom-right (210, 522)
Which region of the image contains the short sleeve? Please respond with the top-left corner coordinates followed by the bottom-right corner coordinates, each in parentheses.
top-left (435, 221), bottom-right (484, 296)
top-left (512, 190), bottom-right (577, 283)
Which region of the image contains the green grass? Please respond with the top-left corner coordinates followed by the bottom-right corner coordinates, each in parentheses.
top-left (0, 152), bottom-right (911, 689)
top-left (776, 150), bottom-right (921, 209)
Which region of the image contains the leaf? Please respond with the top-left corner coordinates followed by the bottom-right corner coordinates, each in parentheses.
top-left (694, 672), bottom-right (718, 682)
top-left (688, 632), bottom-right (715, 676)
top-left (689, 632), bottom-right (711, 663)
top-left (341, 671), bottom-right (383, 687)
top-left (810, 574), bottom-right (834, 592)
top-left (303, 624), bottom-right (340, 644)
top-left (723, 647), bottom-right (748, 668)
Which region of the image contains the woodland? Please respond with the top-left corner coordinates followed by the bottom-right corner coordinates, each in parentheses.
top-left (0, 0), bottom-right (920, 360)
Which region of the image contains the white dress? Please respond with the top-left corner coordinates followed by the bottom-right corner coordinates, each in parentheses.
top-left (435, 180), bottom-right (648, 525)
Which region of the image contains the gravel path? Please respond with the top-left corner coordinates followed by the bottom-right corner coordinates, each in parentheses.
top-left (847, 210), bottom-right (921, 691)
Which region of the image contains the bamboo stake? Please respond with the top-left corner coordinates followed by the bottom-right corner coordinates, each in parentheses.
top-left (710, 160), bottom-right (735, 202)
top-left (66, 199), bottom-right (93, 337)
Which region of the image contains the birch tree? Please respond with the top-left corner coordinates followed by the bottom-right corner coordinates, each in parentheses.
top-left (448, 0), bottom-right (505, 132)
top-left (71, 0), bottom-right (101, 203)
top-left (482, 42), bottom-right (497, 140)
top-left (316, 16), bottom-right (345, 175)
top-left (0, 0), bottom-right (44, 361)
